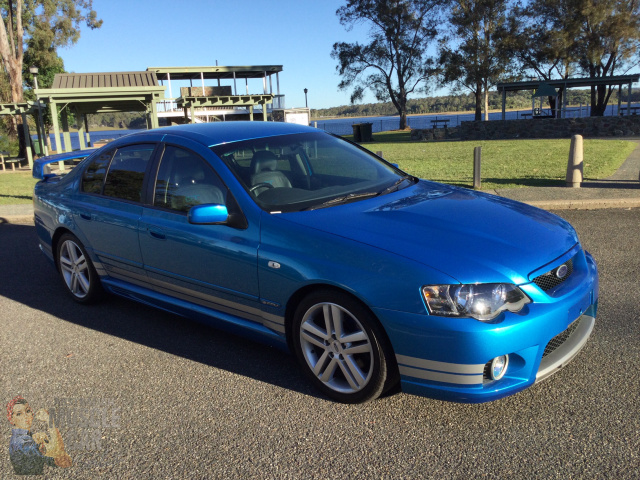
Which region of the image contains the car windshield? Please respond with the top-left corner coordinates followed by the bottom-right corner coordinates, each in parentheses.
top-left (211, 131), bottom-right (412, 212)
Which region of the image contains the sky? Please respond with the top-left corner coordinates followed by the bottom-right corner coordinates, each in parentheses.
top-left (57, 0), bottom-right (394, 110)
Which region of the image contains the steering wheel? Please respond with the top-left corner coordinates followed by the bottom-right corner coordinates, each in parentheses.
top-left (249, 183), bottom-right (275, 194)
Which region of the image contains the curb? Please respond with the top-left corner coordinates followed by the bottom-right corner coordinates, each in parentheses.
top-left (523, 197), bottom-right (640, 210)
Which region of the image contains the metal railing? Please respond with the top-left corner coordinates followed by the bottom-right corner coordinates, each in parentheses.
top-left (156, 95), bottom-right (286, 115)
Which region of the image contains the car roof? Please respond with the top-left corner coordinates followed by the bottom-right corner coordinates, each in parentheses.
top-left (126, 121), bottom-right (319, 148)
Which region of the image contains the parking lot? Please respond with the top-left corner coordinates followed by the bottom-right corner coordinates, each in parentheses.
top-left (1, 208), bottom-right (638, 479)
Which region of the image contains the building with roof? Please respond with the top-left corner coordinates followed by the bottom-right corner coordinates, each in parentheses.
top-left (33, 65), bottom-right (292, 155)
top-left (148, 65), bottom-right (284, 123)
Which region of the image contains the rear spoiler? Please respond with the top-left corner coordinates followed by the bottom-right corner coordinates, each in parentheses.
top-left (32, 150), bottom-right (95, 180)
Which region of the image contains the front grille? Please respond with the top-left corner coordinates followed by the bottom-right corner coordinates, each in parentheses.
top-left (543, 318), bottom-right (580, 358)
top-left (533, 257), bottom-right (574, 292)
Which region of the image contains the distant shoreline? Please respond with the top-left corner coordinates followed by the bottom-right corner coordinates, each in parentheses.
top-left (310, 104), bottom-right (595, 122)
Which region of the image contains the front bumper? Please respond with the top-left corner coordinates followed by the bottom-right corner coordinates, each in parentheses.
top-left (376, 250), bottom-right (599, 403)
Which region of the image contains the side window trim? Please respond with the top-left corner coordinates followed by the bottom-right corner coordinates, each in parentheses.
top-left (140, 143), bottom-right (163, 205)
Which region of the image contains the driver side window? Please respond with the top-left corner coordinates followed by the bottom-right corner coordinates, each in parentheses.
top-left (154, 146), bottom-right (226, 213)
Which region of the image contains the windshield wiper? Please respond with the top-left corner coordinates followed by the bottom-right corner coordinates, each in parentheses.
top-left (377, 175), bottom-right (415, 196)
top-left (304, 176), bottom-right (416, 211)
top-left (305, 191), bottom-right (380, 211)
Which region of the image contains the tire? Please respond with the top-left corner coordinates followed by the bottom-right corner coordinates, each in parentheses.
top-left (56, 233), bottom-right (103, 304)
top-left (292, 290), bottom-right (390, 403)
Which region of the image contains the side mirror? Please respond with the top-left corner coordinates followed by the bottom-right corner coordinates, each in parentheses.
top-left (188, 204), bottom-right (229, 225)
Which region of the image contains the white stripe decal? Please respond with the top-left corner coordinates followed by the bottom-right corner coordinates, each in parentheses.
top-left (396, 354), bottom-right (485, 375)
top-left (398, 366), bottom-right (483, 385)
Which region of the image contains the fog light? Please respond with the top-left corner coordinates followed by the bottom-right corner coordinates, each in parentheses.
top-left (489, 355), bottom-right (509, 380)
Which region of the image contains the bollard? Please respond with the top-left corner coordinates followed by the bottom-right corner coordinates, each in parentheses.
top-left (473, 146), bottom-right (481, 190)
top-left (376, 150), bottom-right (384, 158)
top-left (566, 135), bottom-right (583, 188)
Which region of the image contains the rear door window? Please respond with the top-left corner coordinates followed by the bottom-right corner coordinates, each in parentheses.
top-left (103, 145), bottom-right (155, 202)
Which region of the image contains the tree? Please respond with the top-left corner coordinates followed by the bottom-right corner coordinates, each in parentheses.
top-left (502, 5), bottom-right (574, 117)
top-left (0, 0), bottom-right (102, 135)
top-left (512, 0), bottom-right (640, 116)
top-left (331, 0), bottom-right (448, 130)
top-left (23, 28), bottom-right (66, 151)
top-left (439, 0), bottom-right (514, 121)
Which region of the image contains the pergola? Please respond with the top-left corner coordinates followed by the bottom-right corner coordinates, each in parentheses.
top-left (35, 71), bottom-right (165, 154)
top-left (0, 102), bottom-right (39, 168)
top-left (496, 74), bottom-right (640, 119)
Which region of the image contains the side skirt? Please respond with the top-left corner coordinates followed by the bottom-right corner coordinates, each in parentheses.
top-left (100, 277), bottom-right (289, 352)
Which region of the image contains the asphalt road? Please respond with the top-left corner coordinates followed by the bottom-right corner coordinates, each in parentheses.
top-left (1, 209), bottom-right (638, 479)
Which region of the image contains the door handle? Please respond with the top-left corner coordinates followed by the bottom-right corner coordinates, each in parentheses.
top-left (149, 229), bottom-right (166, 240)
top-left (79, 213), bottom-right (92, 221)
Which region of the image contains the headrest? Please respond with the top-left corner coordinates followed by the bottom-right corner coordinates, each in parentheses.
top-left (251, 150), bottom-right (278, 175)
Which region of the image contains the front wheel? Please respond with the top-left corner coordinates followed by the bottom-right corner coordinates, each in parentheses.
top-left (292, 290), bottom-right (390, 403)
top-left (56, 233), bottom-right (103, 304)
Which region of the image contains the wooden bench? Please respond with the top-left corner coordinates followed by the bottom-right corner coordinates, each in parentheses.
top-left (431, 119), bottom-right (450, 129)
top-left (0, 152), bottom-right (24, 172)
top-left (620, 106), bottom-right (639, 115)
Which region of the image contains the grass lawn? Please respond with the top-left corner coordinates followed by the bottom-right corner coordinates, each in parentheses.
top-left (0, 134), bottom-right (636, 205)
top-left (0, 172), bottom-right (37, 205)
top-left (357, 132), bottom-right (637, 189)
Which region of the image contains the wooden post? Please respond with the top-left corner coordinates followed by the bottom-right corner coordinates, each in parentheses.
top-left (84, 115), bottom-right (91, 147)
top-left (618, 85), bottom-right (622, 115)
top-left (61, 108), bottom-right (72, 153)
top-left (150, 99), bottom-right (159, 129)
top-left (376, 151), bottom-right (384, 158)
top-left (21, 112), bottom-right (33, 169)
top-left (473, 146), bottom-right (482, 190)
top-left (77, 112), bottom-right (86, 150)
top-left (49, 101), bottom-right (65, 171)
top-left (566, 135), bottom-right (583, 188)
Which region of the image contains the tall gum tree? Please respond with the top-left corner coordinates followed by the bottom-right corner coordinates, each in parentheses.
top-left (331, 0), bottom-right (448, 130)
top-left (0, 0), bottom-right (102, 135)
top-left (439, 0), bottom-right (514, 121)
top-left (512, 0), bottom-right (640, 116)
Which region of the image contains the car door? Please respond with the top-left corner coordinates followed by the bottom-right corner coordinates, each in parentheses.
top-left (73, 143), bottom-right (158, 284)
top-left (138, 142), bottom-right (269, 328)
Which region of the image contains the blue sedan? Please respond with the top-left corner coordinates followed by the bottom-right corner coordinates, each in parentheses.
top-left (33, 122), bottom-right (598, 403)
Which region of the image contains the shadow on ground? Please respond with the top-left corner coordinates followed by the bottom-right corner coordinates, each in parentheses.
top-left (0, 222), bottom-right (322, 400)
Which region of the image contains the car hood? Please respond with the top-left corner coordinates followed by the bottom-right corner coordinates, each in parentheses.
top-left (284, 181), bottom-right (578, 284)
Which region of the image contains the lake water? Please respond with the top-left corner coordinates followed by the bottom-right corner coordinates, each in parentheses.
top-left (42, 102), bottom-right (640, 150)
top-left (314, 103), bottom-right (640, 135)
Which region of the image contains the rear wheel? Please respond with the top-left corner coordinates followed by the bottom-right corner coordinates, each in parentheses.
top-left (292, 290), bottom-right (390, 403)
top-left (56, 233), bottom-right (102, 304)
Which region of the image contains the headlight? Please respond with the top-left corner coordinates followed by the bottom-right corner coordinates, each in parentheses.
top-left (422, 283), bottom-right (530, 322)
